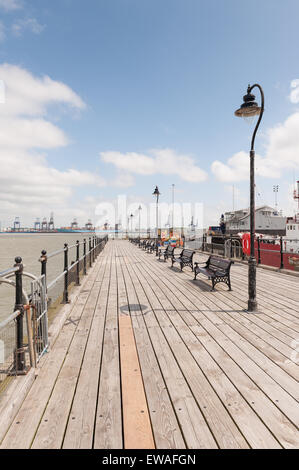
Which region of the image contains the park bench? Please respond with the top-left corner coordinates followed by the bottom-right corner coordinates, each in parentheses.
top-left (158, 244), bottom-right (175, 261)
top-left (171, 249), bottom-right (195, 271)
top-left (146, 240), bottom-right (157, 253)
top-left (139, 239), bottom-right (147, 249)
top-left (142, 240), bottom-right (151, 250)
top-left (193, 255), bottom-right (233, 291)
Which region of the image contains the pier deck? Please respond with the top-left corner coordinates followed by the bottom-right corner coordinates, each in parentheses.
top-left (1, 240), bottom-right (298, 449)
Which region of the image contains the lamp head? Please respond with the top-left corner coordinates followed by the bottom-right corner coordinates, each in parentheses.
top-left (152, 185), bottom-right (160, 197)
top-left (235, 85), bottom-right (262, 119)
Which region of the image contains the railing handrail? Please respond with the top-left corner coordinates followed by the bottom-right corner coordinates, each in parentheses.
top-left (0, 309), bottom-right (20, 331)
top-left (0, 266), bottom-right (20, 277)
top-left (46, 270), bottom-right (67, 291)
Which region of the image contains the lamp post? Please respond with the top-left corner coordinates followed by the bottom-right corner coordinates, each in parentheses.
top-left (235, 84), bottom-right (264, 313)
top-left (152, 186), bottom-right (160, 243)
top-left (130, 213), bottom-right (134, 239)
top-left (138, 205), bottom-right (142, 240)
top-left (273, 185), bottom-right (279, 210)
top-left (171, 183), bottom-right (175, 237)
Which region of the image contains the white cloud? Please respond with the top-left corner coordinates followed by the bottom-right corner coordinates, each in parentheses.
top-left (0, 0), bottom-right (22, 11)
top-left (101, 148), bottom-right (208, 183)
top-left (289, 79), bottom-right (299, 104)
top-left (12, 17), bottom-right (45, 36)
top-left (0, 64), bottom-right (85, 117)
top-left (0, 64), bottom-right (105, 224)
top-left (212, 111), bottom-right (299, 182)
top-left (0, 117), bottom-right (68, 148)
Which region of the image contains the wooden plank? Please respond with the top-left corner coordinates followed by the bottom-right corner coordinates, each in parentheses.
top-left (62, 250), bottom-right (112, 449)
top-left (0, 369), bottom-right (36, 444)
top-left (93, 246), bottom-right (123, 449)
top-left (119, 314), bottom-right (155, 449)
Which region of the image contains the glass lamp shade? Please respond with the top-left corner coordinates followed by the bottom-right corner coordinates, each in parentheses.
top-left (235, 104), bottom-right (261, 118)
top-left (235, 88), bottom-right (261, 119)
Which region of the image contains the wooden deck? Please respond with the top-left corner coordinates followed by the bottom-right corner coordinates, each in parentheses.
top-left (1, 240), bottom-right (298, 449)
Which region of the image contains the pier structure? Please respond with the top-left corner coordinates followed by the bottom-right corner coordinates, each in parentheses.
top-left (0, 240), bottom-right (298, 449)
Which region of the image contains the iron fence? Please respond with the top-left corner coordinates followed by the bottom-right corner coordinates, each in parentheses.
top-left (186, 235), bottom-right (299, 272)
top-left (0, 235), bottom-right (108, 390)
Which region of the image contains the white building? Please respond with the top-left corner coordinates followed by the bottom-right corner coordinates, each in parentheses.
top-left (224, 205), bottom-right (286, 236)
top-left (284, 214), bottom-right (299, 253)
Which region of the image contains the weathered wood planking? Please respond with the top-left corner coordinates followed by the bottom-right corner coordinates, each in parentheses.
top-left (62, 247), bottom-right (112, 449)
top-left (117, 252), bottom-right (186, 449)
top-left (121, 247), bottom-right (280, 448)
top-left (1, 240), bottom-right (298, 450)
top-left (118, 314), bottom-right (155, 449)
top-left (93, 245), bottom-right (123, 449)
top-left (123, 241), bottom-right (299, 448)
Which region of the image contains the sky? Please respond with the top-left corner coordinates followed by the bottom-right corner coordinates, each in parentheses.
top-left (0, 0), bottom-right (299, 230)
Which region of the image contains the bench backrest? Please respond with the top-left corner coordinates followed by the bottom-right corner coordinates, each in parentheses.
top-left (208, 256), bottom-right (233, 273)
top-left (180, 249), bottom-right (195, 260)
top-left (167, 245), bottom-right (175, 254)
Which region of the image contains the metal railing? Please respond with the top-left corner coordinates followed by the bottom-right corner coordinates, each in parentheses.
top-left (186, 236), bottom-right (299, 272)
top-left (0, 235), bottom-right (108, 386)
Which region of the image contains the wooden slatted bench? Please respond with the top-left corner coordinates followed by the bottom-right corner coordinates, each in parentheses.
top-left (171, 249), bottom-right (195, 271)
top-left (158, 244), bottom-right (175, 261)
top-left (193, 255), bottom-right (233, 291)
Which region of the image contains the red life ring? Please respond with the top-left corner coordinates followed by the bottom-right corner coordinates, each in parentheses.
top-left (242, 233), bottom-right (250, 256)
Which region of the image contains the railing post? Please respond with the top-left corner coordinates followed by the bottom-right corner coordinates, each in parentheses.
top-left (62, 243), bottom-right (69, 304)
top-left (83, 238), bottom-right (87, 275)
top-left (257, 237), bottom-right (261, 264)
top-left (40, 249), bottom-right (47, 286)
top-left (94, 237), bottom-right (97, 258)
top-left (14, 257), bottom-right (25, 374)
top-left (93, 236), bottom-right (95, 262)
top-left (89, 237), bottom-right (92, 267)
top-left (280, 237), bottom-right (284, 270)
top-left (76, 240), bottom-right (80, 286)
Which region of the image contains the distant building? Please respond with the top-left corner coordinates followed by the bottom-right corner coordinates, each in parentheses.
top-left (224, 205), bottom-right (286, 236)
top-left (284, 213), bottom-right (299, 252)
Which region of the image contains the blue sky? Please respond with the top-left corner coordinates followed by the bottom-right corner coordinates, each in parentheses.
top-left (0, 0), bottom-right (299, 229)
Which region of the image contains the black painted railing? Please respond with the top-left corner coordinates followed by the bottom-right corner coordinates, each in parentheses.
top-left (0, 235), bottom-right (108, 380)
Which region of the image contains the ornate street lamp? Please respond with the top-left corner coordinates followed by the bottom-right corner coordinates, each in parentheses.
top-left (152, 185), bottom-right (160, 244)
top-left (235, 84), bottom-right (264, 312)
